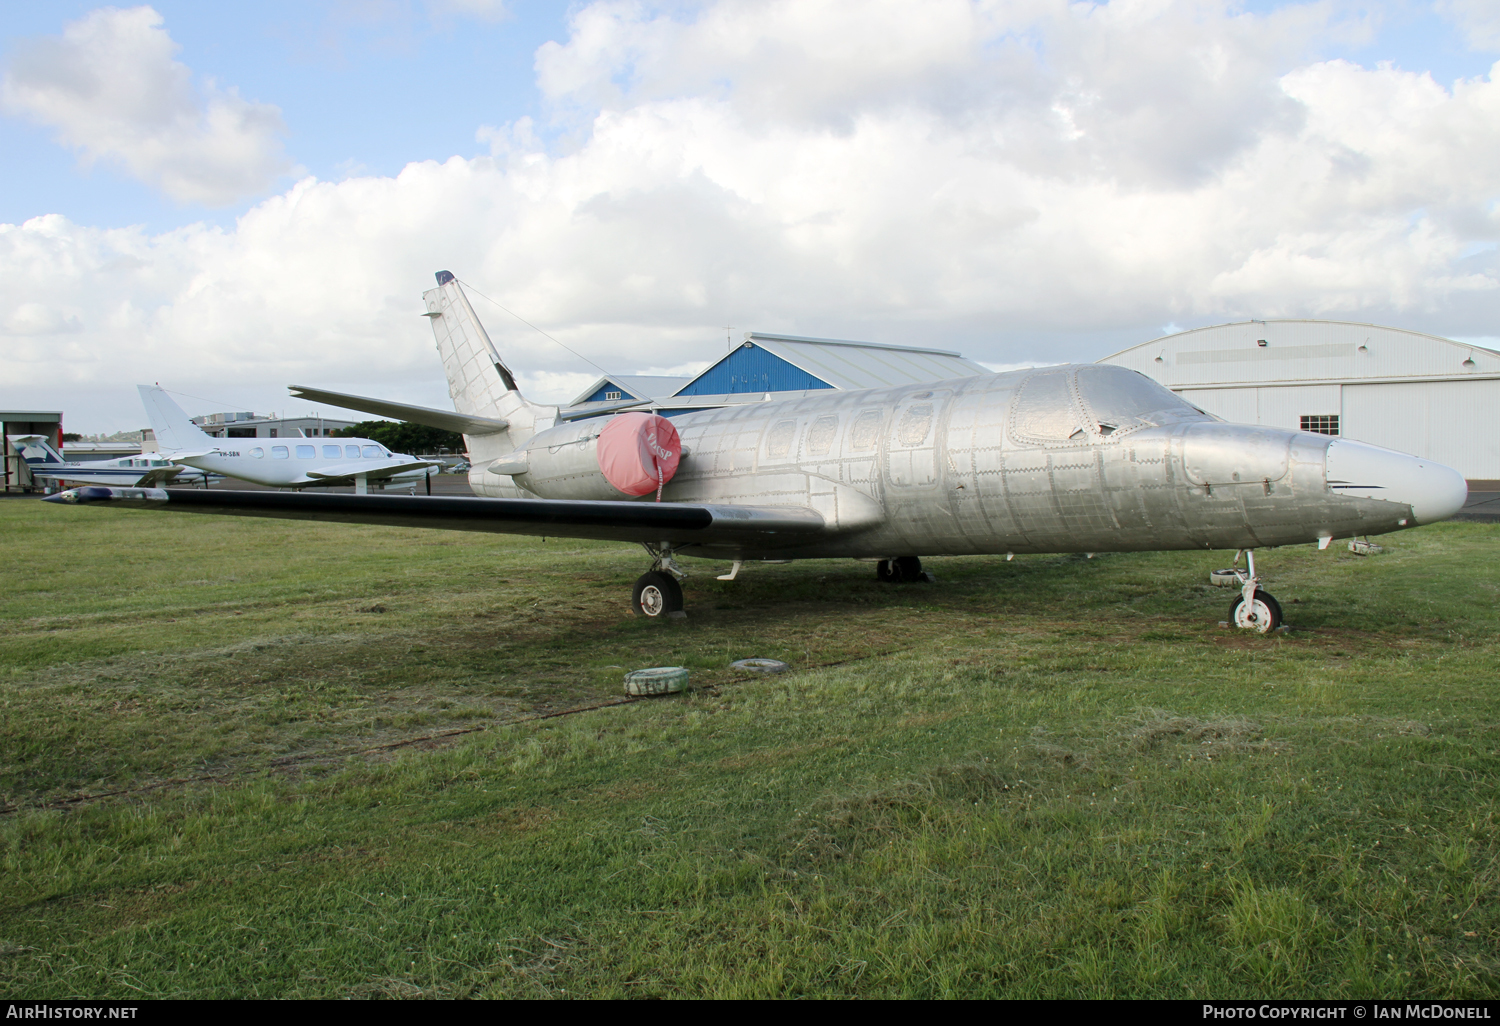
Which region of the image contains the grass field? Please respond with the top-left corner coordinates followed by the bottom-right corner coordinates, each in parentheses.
top-left (1, 497), bottom-right (1497, 999)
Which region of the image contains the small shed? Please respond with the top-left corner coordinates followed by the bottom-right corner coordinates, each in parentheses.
top-left (2, 410), bottom-right (63, 493)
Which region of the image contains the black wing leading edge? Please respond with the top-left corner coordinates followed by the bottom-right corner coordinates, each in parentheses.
top-left (44, 487), bottom-right (828, 548)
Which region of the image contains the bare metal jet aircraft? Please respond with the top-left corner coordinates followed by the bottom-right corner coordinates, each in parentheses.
top-left (49, 272), bottom-right (1469, 632)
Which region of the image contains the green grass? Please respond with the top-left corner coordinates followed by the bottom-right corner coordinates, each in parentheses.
top-left (1, 498), bottom-right (1497, 998)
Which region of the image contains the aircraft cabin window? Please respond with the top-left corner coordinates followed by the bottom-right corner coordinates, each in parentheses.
top-left (323, 444), bottom-right (342, 459)
top-left (250, 448), bottom-right (264, 458)
top-left (850, 410), bottom-right (883, 451)
top-left (806, 416), bottom-right (839, 456)
top-left (296, 445), bottom-right (315, 459)
top-left (765, 420), bottom-right (797, 459)
top-left (345, 445), bottom-right (361, 459)
top-left (271, 446), bottom-right (289, 459)
top-left (896, 404), bottom-right (934, 446)
top-left (362, 445), bottom-right (383, 458)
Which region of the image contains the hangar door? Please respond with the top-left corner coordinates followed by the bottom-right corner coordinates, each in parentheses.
top-left (1341, 380), bottom-right (1500, 480)
top-left (1178, 385), bottom-right (1340, 433)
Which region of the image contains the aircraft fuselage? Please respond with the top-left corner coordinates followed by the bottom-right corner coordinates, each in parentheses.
top-left (476, 366), bottom-right (1465, 561)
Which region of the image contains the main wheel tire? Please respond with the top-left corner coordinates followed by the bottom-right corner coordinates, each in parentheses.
top-left (632, 571), bottom-right (684, 618)
top-left (1229, 590), bottom-right (1283, 633)
top-left (877, 557), bottom-right (925, 583)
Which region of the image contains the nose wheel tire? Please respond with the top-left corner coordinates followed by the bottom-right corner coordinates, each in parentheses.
top-left (1229, 590), bottom-right (1283, 633)
top-left (632, 571), bottom-right (684, 618)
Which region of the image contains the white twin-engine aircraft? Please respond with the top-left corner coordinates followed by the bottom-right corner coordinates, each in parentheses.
top-left (137, 386), bottom-right (440, 493)
top-left (51, 272), bottom-right (1469, 632)
top-left (9, 433), bottom-right (208, 488)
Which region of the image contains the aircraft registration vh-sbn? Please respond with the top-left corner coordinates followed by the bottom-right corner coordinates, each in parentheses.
top-left (48, 272), bottom-right (1469, 632)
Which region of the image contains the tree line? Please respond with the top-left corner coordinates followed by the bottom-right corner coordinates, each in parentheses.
top-left (333, 421), bottom-right (466, 455)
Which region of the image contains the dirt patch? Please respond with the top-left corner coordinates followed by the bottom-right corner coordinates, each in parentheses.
top-left (1125, 713), bottom-right (1281, 755)
top-left (787, 761), bottom-right (1021, 867)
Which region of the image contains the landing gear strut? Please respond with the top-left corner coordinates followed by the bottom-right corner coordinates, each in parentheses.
top-left (633, 543), bottom-right (687, 618)
top-left (876, 556), bottom-right (927, 583)
top-left (1227, 550), bottom-right (1282, 633)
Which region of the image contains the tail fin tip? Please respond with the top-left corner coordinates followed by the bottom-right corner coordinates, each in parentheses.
top-left (435, 270), bottom-right (455, 285)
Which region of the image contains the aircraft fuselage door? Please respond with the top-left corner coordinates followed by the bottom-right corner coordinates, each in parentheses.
top-left (886, 391), bottom-right (947, 489)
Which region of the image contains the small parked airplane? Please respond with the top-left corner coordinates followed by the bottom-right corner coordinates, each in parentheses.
top-left (138, 386), bottom-right (441, 493)
top-left (8, 433), bottom-right (209, 488)
top-left (50, 273), bottom-right (1469, 632)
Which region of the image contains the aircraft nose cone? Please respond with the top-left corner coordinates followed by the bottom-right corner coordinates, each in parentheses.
top-left (1326, 439), bottom-right (1468, 525)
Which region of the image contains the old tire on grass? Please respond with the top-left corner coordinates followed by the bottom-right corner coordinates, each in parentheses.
top-left (624, 666), bottom-right (690, 696)
top-left (730, 658), bottom-right (790, 674)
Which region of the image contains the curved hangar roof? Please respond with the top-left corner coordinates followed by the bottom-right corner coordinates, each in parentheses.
top-left (1101, 319), bottom-right (1500, 388)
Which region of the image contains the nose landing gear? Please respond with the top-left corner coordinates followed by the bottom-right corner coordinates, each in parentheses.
top-left (1226, 549), bottom-right (1282, 633)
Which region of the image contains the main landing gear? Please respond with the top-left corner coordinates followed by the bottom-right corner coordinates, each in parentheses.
top-left (632, 543), bottom-right (687, 618)
top-left (1224, 549), bottom-right (1282, 633)
top-left (876, 556), bottom-right (930, 584)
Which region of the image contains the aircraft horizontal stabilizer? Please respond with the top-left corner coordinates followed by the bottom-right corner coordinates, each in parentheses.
top-left (44, 487), bottom-right (830, 550)
top-left (136, 466), bottom-right (186, 487)
top-left (287, 386), bottom-right (509, 435)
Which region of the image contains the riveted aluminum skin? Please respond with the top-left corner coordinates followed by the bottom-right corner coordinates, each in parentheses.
top-left (473, 364), bottom-right (1455, 560)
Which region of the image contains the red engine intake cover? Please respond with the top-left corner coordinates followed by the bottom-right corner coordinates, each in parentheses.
top-left (596, 412), bottom-right (682, 497)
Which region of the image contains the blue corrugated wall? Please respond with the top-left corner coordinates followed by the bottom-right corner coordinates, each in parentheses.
top-left (677, 344), bottom-right (834, 396)
top-left (583, 382), bottom-right (639, 402)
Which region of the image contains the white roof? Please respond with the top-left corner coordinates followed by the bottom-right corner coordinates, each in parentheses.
top-left (1101, 320), bottom-right (1500, 388)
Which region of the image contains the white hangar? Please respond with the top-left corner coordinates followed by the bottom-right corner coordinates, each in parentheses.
top-left (1100, 320), bottom-right (1500, 484)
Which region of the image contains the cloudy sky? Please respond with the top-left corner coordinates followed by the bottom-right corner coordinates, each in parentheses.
top-left (3, 0), bottom-right (1498, 433)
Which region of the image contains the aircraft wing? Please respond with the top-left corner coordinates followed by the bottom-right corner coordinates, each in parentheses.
top-left (304, 459), bottom-right (441, 480)
top-left (136, 466), bottom-right (186, 487)
top-left (44, 487), bottom-right (832, 548)
top-left (287, 386), bottom-right (511, 436)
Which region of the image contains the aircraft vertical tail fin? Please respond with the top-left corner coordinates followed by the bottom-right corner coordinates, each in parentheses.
top-left (422, 271), bottom-right (557, 464)
top-left (7, 434), bottom-right (65, 466)
top-left (137, 386), bottom-right (219, 453)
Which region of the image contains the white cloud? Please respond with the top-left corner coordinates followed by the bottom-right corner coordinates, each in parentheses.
top-left (1, 6), bottom-right (289, 206)
top-left (1438, 0), bottom-right (1500, 52)
top-left (4, 0), bottom-right (1500, 433)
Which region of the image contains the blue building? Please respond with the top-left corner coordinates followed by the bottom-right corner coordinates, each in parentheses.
top-left (565, 332), bottom-right (985, 419)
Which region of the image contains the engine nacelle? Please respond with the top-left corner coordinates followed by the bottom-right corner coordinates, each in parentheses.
top-left (497, 412), bottom-right (682, 500)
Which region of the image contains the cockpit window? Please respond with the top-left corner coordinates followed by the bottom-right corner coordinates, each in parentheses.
top-left (362, 445), bottom-right (384, 459)
top-left (1074, 365), bottom-right (1205, 434)
top-left (1012, 366), bottom-right (1207, 445)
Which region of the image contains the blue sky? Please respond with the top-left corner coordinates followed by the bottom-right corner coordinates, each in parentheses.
top-left (2, 1), bottom-right (1498, 432)
top-left (3, 1), bottom-right (1494, 234)
top-left (1, 0), bottom-right (571, 231)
